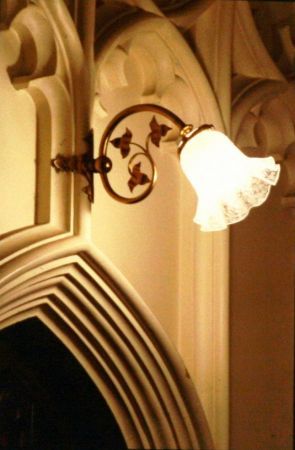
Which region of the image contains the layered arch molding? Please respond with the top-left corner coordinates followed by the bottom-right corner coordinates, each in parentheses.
top-left (0, 238), bottom-right (214, 450)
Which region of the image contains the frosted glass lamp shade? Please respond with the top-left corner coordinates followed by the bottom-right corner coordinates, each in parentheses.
top-left (179, 128), bottom-right (281, 231)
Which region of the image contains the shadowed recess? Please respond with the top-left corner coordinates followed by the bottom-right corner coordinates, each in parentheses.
top-left (0, 318), bottom-right (127, 450)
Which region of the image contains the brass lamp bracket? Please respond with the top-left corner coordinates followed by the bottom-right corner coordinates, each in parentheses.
top-left (97, 104), bottom-right (187, 204)
top-left (51, 104), bottom-right (189, 203)
top-left (178, 124), bottom-right (214, 156)
top-left (51, 104), bottom-right (281, 230)
top-left (51, 131), bottom-right (112, 202)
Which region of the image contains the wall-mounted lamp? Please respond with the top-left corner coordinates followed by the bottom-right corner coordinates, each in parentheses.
top-left (52, 104), bottom-right (280, 231)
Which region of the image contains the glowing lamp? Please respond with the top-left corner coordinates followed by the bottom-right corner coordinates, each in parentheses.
top-left (52, 104), bottom-right (281, 232)
top-left (179, 126), bottom-right (280, 231)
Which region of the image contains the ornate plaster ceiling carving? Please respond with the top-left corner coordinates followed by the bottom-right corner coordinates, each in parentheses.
top-left (232, 1), bottom-right (295, 204)
top-left (152, 0), bottom-right (215, 30)
top-left (94, 0), bottom-right (215, 35)
top-left (0, 0), bottom-right (91, 261)
top-left (250, 1), bottom-right (295, 81)
top-left (94, 13), bottom-right (223, 130)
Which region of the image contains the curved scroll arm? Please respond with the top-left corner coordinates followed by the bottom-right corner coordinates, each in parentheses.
top-left (52, 104), bottom-right (187, 203)
top-left (98, 104), bottom-right (186, 204)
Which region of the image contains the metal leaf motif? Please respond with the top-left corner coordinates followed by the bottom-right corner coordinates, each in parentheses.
top-left (128, 162), bottom-right (150, 192)
top-left (150, 116), bottom-right (172, 147)
top-left (111, 128), bottom-right (132, 158)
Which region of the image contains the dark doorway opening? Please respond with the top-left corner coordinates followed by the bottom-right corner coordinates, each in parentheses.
top-left (0, 318), bottom-right (127, 450)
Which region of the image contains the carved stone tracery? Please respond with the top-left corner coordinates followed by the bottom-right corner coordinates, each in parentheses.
top-left (2, 1), bottom-right (295, 449)
top-left (232, 1), bottom-right (295, 205)
top-left (0, 3), bottom-right (219, 449)
top-left (0, 0), bottom-right (88, 261)
top-left (250, 1), bottom-right (295, 82)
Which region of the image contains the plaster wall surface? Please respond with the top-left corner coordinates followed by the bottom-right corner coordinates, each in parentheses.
top-left (230, 181), bottom-right (294, 450)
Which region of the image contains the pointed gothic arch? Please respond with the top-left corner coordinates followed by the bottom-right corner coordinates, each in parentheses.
top-left (0, 240), bottom-right (214, 450)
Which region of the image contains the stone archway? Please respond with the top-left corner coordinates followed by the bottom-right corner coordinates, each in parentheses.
top-left (0, 241), bottom-right (214, 450)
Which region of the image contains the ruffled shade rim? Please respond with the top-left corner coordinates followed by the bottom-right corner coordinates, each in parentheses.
top-left (193, 157), bottom-right (281, 232)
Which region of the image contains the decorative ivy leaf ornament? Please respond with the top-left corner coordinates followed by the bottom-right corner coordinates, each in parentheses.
top-left (128, 162), bottom-right (150, 192)
top-left (150, 116), bottom-right (172, 147)
top-left (110, 128), bottom-right (132, 158)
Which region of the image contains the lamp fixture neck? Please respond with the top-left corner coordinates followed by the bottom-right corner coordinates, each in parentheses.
top-left (178, 124), bottom-right (214, 157)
